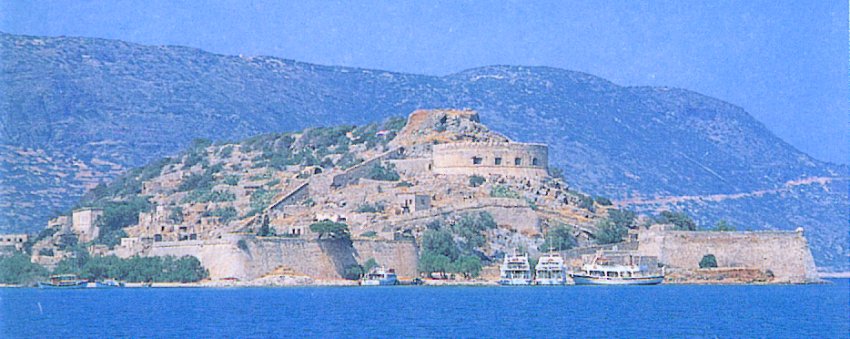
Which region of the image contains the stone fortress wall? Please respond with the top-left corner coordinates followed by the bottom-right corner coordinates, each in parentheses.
top-left (432, 142), bottom-right (549, 177)
top-left (144, 236), bottom-right (418, 280)
top-left (636, 226), bottom-right (819, 283)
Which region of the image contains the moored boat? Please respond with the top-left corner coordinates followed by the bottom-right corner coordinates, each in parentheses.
top-left (499, 253), bottom-right (532, 285)
top-left (533, 252), bottom-right (566, 285)
top-left (360, 266), bottom-right (399, 286)
top-left (38, 274), bottom-right (87, 289)
top-left (569, 253), bottom-right (663, 285)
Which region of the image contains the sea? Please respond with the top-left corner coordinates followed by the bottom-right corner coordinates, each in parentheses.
top-left (2, 280), bottom-right (848, 338)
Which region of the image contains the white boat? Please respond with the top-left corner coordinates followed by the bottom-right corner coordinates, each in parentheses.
top-left (534, 252), bottom-right (566, 285)
top-left (360, 266), bottom-right (398, 286)
top-left (569, 253), bottom-right (663, 285)
top-left (499, 253), bottom-right (532, 285)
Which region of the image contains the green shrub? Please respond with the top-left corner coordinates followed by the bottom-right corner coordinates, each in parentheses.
top-left (489, 185), bottom-right (520, 199)
top-left (395, 181), bottom-right (413, 187)
top-left (450, 212), bottom-right (497, 251)
top-left (177, 172), bottom-right (214, 192)
top-left (368, 163), bottom-right (400, 181)
top-left (362, 258), bottom-right (379, 273)
top-left (656, 211), bottom-right (698, 231)
top-left (309, 220), bottom-right (350, 240)
top-left (538, 225), bottom-right (577, 251)
top-left (355, 203), bottom-right (385, 213)
top-left (594, 219), bottom-right (627, 244)
top-left (204, 207), bottom-right (238, 223)
top-left (0, 254), bottom-right (48, 285)
top-left (699, 254), bottom-right (718, 268)
top-left (360, 231), bottom-right (378, 238)
top-left (56, 255), bottom-right (209, 283)
top-left (594, 196), bottom-right (613, 206)
top-left (577, 194), bottom-right (595, 211)
top-left (223, 175), bottom-right (240, 186)
top-left (468, 175), bottom-right (486, 187)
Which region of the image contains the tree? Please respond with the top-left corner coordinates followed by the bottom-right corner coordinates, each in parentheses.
top-left (419, 252), bottom-right (452, 277)
top-left (0, 254), bottom-right (48, 285)
top-left (608, 209), bottom-right (636, 229)
top-left (451, 212), bottom-right (497, 251)
top-left (257, 215), bottom-right (273, 236)
top-left (309, 220), bottom-right (350, 240)
top-left (421, 229), bottom-right (459, 261)
top-left (538, 225), bottom-right (577, 251)
top-left (595, 219), bottom-right (627, 244)
top-left (453, 255), bottom-right (483, 278)
top-left (699, 254), bottom-right (718, 268)
top-left (657, 211), bottom-right (698, 231)
top-left (362, 258), bottom-right (379, 273)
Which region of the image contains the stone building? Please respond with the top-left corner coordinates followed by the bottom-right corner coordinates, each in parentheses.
top-left (0, 234), bottom-right (28, 252)
top-left (397, 193), bottom-right (431, 213)
top-left (72, 208), bottom-right (103, 243)
top-left (432, 141), bottom-right (549, 178)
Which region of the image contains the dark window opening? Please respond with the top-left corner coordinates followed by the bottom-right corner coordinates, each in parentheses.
top-left (494, 157), bottom-right (502, 165)
top-left (472, 157), bottom-right (483, 165)
top-left (515, 158), bottom-right (522, 166)
top-left (532, 157), bottom-right (540, 166)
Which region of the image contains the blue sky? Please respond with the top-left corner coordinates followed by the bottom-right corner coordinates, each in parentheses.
top-left (1, 1), bottom-right (846, 164)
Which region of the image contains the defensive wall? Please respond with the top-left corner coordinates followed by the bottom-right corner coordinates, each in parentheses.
top-left (636, 227), bottom-right (819, 283)
top-left (145, 237), bottom-right (418, 281)
top-left (432, 142), bottom-right (549, 177)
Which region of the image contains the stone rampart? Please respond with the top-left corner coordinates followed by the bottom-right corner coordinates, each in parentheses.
top-left (432, 142), bottom-right (548, 177)
top-left (146, 237), bottom-right (418, 280)
top-left (636, 228), bottom-right (819, 283)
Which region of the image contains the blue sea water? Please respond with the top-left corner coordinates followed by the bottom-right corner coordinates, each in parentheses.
top-left (2, 280), bottom-right (848, 338)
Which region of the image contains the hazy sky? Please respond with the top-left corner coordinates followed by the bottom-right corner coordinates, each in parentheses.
top-left (1, 1), bottom-right (846, 164)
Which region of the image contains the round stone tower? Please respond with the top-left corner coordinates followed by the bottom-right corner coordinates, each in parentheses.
top-left (431, 141), bottom-right (549, 177)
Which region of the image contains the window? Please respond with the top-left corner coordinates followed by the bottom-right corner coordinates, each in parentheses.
top-left (532, 157), bottom-right (540, 166)
top-left (494, 157), bottom-right (502, 165)
top-left (472, 157), bottom-right (483, 165)
top-left (515, 157), bottom-right (522, 166)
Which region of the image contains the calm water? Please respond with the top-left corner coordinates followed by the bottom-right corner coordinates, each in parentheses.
top-left (2, 280), bottom-right (848, 338)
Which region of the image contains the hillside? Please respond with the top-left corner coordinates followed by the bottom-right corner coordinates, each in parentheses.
top-left (0, 33), bottom-right (846, 270)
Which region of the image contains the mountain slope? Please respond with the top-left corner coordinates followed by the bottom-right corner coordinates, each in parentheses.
top-left (1, 33), bottom-right (846, 269)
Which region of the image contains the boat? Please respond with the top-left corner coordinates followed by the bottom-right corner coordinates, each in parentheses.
top-left (499, 252), bottom-right (532, 285)
top-left (360, 266), bottom-right (399, 286)
top-left (569, 253), bottom-right (664, 285)
top-left (38, 274), bottom-right (88, 289)
top-left (533, 252), bottom-right (566, 285)
top-left (87, 280), bottom-right (126, 288)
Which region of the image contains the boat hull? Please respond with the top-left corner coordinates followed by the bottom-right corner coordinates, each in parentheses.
top-left (570, 274), bottom-right (663, 286)
top-left (498, 279), bottom-right (532, 286)
top-left (38, 281), bottom-right (87, 289)
top-left (533, 278), bottom-right (566, 286)
top-left (360, 278), bottom-right (398, 286)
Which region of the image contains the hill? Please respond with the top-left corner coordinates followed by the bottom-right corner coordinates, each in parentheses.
top-left (0, 32), bottom-right (846, 270)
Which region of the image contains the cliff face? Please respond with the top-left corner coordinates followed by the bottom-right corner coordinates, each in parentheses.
top-left (1, 33), bottom-right (846, 270)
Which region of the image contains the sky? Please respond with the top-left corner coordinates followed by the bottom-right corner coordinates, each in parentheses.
top-left (1, 1), bottom-right (846, 164)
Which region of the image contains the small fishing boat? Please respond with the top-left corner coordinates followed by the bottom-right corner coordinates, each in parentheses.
top-left (360, 266), bottom-right (399, 286)
top-left (38, 274), bottom-right (87, 289)
top-left (533, 252), bottom-right (566, 285)
top-left (569, 253), bottom-right (663, 285)
top-left (499, 253), bottom-right (532, 286)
